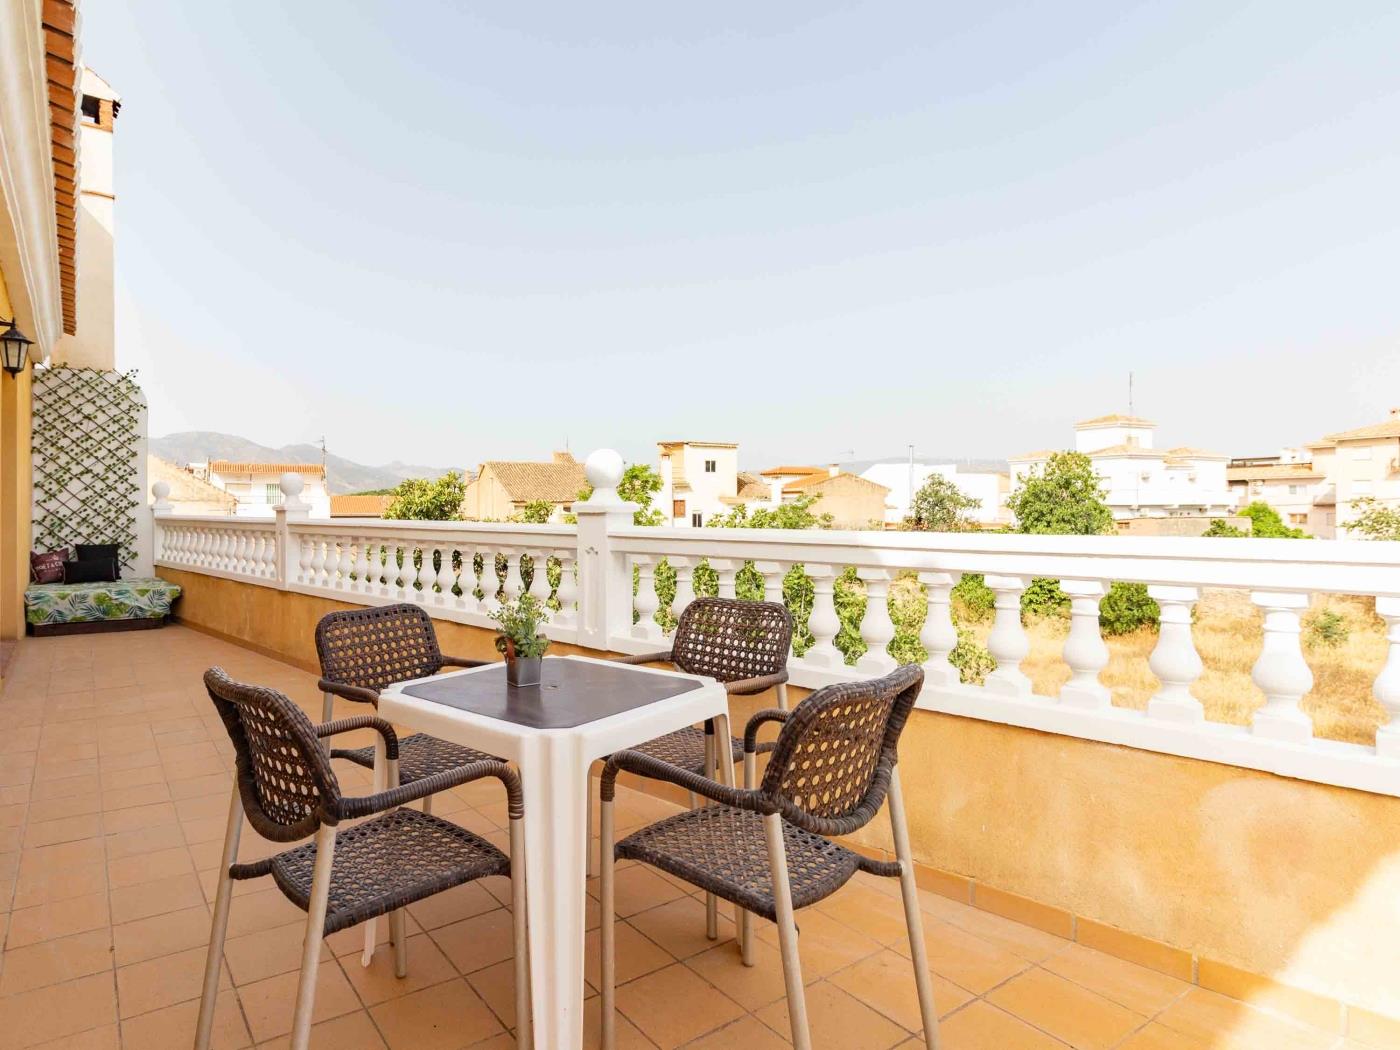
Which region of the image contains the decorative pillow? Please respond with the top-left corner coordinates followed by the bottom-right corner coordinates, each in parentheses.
top-left (75, 543), bottom-right (120, 563)
top-left (63, 558), bottom-right (118, 584)
top-left (30, 548), bottom-right (70, 584)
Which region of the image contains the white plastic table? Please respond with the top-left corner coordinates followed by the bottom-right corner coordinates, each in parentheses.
top-left (375, 655), bottom-right (732, 1050)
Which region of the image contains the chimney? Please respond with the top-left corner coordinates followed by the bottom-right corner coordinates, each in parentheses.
top-left (828, 464), bottom-right (839, 477)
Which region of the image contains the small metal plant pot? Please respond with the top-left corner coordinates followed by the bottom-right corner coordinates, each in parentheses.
top-left (505, 655), bottom-right (542, 687)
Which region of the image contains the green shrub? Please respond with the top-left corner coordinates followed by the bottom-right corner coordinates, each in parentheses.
top-left (1021, 577), bottom-right (1069, 621)
top-left (949, 626), bottom-right (996, 685)
top-left (1305, 608), bottom-right (1348, 649)
top-left (952, 573), bottom-right (994, 623)
top-left (1099, 582), bottom-right (1159, 635)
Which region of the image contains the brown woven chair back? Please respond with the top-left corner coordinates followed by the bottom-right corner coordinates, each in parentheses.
top-left (315, 603), bottom-right (445, 694)
top-left (671, 597), bottom-right (793, 683)
top-left (205, 667), bottom-right (341, 843)
top-left (760, 664), bottom-right (923, 837)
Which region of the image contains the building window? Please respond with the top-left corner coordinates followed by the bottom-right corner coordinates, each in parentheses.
top-left (1287, 485), bottom-right (1300, 495)
top-left (265, 483), bottom-right (283, 505)
top-left (691, 512), bottom-right (703, 527)
top-left (81, 95), bottom-right (101, 124)
top-left (704, 459), bottom-right (717, 473)
top-left (673, 499), bottom-right (686, 519)
top-left (1289, 513), bottom-right (1307, 525)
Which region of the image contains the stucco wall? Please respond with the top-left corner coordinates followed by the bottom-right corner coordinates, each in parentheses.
top-left (157, 569), bottom-right (1400, 1022)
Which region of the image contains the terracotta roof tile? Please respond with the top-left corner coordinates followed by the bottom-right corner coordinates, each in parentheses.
top-left (482, 460), bottom-right (587, 503)
top-left (1320, 418), bottom-right (1400, 442)
top-left (208, 461), bottom-right (325, 477)
top-left (330, 494), bottom-right (392, 517)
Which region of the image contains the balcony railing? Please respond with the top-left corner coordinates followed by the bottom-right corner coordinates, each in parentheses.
top-left (151, 459), bottom-right (1400, 799)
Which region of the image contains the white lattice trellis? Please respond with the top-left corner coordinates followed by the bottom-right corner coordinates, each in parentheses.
top-left (31, 367), bottom-right (145, 572)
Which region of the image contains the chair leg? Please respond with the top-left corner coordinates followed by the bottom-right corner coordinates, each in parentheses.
top-left (586, 771), bottom-right (598, 879)
top-left (194, 785), bottom-right (244, 1050)
top-left (390, 908), bottom-right (408, 978)
top-left (776, 682), bottom-right (789, 712)
top-left (290, 824), bottom-right (337, 1050)
top-left (703, 731), bottom-right (718, 941)
top-left (599, 797), bottom-right (617, 1050)
top-left (889, 769), bottom-right (939, 1049)
top-left (321, 690), bottom-right (334, 723)
top-left (510, 814), bottom-right (531, 1049)
top-left (765, 813), bottom-right (810, 1050)
top-left (421, 794), bottom-right (433, 816)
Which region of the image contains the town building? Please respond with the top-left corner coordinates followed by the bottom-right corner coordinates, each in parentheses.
top-left (1306, 409), bottom-right (1400, 535)
top-left (199, 461), bottom-right (332, 518)
top-left (1009, 414), bottom-right (1233, 522)
top-left (1226, 449), bottom-right (1332, 536)
top-left (147, 456), bottom-right (237, 515)
top-left (656, 441), bottom-right (750, 527)
top-left (461, 451), bottom-right (586, 520)
top-left (860, 461), bottom-right (1010, 527)
top-left (781, 469), bottom-right (891, 529)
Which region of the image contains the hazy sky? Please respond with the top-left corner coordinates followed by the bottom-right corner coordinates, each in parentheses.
top-left (88, 2), bottom-right (1400, 470)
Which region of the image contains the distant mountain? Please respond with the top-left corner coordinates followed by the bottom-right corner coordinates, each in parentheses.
top-left (150, 432), bottom-right (467, 495)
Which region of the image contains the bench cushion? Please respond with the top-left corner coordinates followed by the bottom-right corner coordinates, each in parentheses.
top-left (24, 578), bottom-right (182, 626)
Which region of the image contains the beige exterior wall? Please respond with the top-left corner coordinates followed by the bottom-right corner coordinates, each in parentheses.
top-left (1331, 436), bottom-right (1400, 534)
top-left (462, 467), bottom-right (516, 520)
top-left (157, 569), bottom-right (1400, 1023)
top-left (1116, 515), bottom-right (1251, 536)
top-left (0, 268), bottom-right (34, 671)
top-left (804, 474), bottom-right (888, 528)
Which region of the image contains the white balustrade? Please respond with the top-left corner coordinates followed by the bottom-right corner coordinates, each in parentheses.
top-left (1146, 586), bottom-right (1204, 721)
top-left (1250, 591), bottom-right (1314, 743)
top-left (154, 479), bottom-right (1400, 797)
top-left (1059, 580), bottom-right (1110, 709)
top-left (983, 574), bottom-right (1031, 695)
top-left (918, 571), bottom-right (958, 687)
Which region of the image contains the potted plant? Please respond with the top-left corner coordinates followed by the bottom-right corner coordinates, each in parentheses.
top-left (490, 593), bottom-right (551, 686)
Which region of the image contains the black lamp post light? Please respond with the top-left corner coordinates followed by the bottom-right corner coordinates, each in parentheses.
top-left (1, 316), bottom-right (34, 376)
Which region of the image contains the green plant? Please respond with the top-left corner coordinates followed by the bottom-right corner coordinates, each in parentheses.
top-left (1021, 577), bottom-right (1070, 621)
top-left (514, 499), bottom-right (553, 524)
top-left (951, 573), bottom-right (994, 623)
top-left (706, 493), bottom-right (833, 530)
top-left (949, 626), bottom-right (996, 684)
top-left (489, 593), bottom-right (551, 658)
top-left (1099, 582), bottom-right (1160, 636)
top-left (903, 475), bottom-right (981, 532)
top-left (1347, 497), bottom-right (1400, 541)
top-left (383, 471), bottom-right (467, 521)
top-left (1239, 501), bottom-right (1307, 538)
top-left (575, 464), bottom-right (665, 525)
top-left (1202, 519), bottom-right (1248, 537)
top-left (1005, 451), bottom-right (1114, 536)
top-left (1305, 608), bottom-right (1348, 649)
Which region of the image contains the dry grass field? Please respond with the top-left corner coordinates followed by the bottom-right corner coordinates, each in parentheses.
top-left (960, 589), bottom-right (1390, 745)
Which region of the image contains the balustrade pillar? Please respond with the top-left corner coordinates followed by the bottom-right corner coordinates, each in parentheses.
top-left (984, 574), bottom-right (1031, 695)
top-left (352, 541), bottom-right (371, 595)
top-left (711, 559), bottom-right (739, 600)
top-left (1146, 586), bottom-right (1204, 721)
top-left (755, 560), bottom-right (787, 609)
top-left (309, 536), bottom-right (327, 587)
top-left (632, 556), bottom-right (663, 642)
top-left (856, 569), bottom-right (897, 674)
top-left (1375, 597), bottom-right (1400, 758)
top-left (296, 532), bottom-right (313, 585)
top-left (917, 571), bottom-right (958, 686)
top-left (336, 540), bottom-right (354, 589)
top-left (802, 563), bottom-right (843, 668)
top-left (671, 557), bottom-right (697, 627)
top-left (502, 550), bottom-right (525, 604)
top-left (553, 548), bottom-right (578, 628)
top-left (1249, 591), bottom-right (1314, 742)
top-left (1058, 580), bottom-right (1110, 709)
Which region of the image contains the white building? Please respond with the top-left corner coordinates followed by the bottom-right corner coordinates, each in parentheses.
top-left (1009, 414), bottom-right (1233, 522)
top-left (199, 461), bottom-right (332, 518)
top-left (860, 462), bottom-right (1009, 527)
top-left (656, 442), bottom-right (769, 527)
top-left (1226, 450), bottom-right (1332, 537)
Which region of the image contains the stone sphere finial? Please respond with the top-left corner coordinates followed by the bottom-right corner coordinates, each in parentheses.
top-left (151, 480), bottom-right (171, 501)
top-left (279, 472), bottom-right (305, 499)
top-left (584, 449), bottom-right (624, 497)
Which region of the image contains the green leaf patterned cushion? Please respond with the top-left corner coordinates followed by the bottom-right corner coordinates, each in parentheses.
top-left (24, 578), bottom-right (182, 626)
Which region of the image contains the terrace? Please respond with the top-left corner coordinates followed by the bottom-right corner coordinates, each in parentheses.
top-left (7, 455), bottom-right (1398, 1048)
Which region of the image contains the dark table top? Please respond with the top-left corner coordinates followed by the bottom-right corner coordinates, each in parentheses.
top-left (399, 658), bottom-right (703, 730)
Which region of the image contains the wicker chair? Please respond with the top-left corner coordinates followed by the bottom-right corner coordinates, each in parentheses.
top-left (194, 669), bottom-right (529, 1050)
top-left (315, 603), bottom-right (499, 810)
top-left (597, 665), bottom-right (938, 1050)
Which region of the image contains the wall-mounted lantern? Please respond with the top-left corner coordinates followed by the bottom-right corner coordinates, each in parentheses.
top-left (1, 317), bottom-right (33, 376)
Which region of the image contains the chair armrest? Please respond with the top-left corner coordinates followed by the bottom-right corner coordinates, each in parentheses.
top-left (440, 654), bottom-right (491, 669)
top-left (744, 708), bottom-right (791, 754)
top-left (315, 715), bottom-right (399, 760)
top-left (616, 650), bottom-right (674, 666)
top-left (599, 750), bottom-right (768, 812)
top-left (336, 759), bottom-right (521, 822)
top-left (723, 670), bottom-right (789, 696)
top-left (317, 678), bottom-right (380, 706)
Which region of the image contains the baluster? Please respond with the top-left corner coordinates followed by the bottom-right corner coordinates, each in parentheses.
top-left (297, 533), bottom-right (313, 584)
top-left (175, 528), bottom-right (187, 565)
top-left (983, 574), bottom-right (1031, 695)
top-left (410, 544), bottom-right (429, 600)
top-left (352, 539), bottom-right (370, 593)
top-left (1146, 586), bottom-right (1204, 721)
top-left (1058, 580), bottom-right (1110, 708)
top-left (331, 538), bottom-right (350, 588)
top-left (671, 557), bottom-right (697, 626)
top-left (218, 530), bottom-right (233, 572)
top-left (433, 546), bottom-right (453, 603)
top-left (553, 548), bottom-right (577, 628)
top-left (755, 560), bottom-right (787, 608)
top-left (235, 533), bottom-right (250, 576)
top-left (856, 569), bottom-right (898, 674)
top-left (712, 558), bottom-right (739, 600)
top-left (802, 563), bottom-right (842, 668)
top-left (310, 536), bottom-right (329, 587)
top-left (1250, 591), bottom-right (1314, 742)
top-left (502, 549), bottom-right (525, 604)
top-left (262, 533), bottom-right (277, 579)
top-left (1375, 597), bottom-right (1400, 758)
top-left (633, 556), bottom-right (663, 642)
top-left (477, 548), bottom-right (498, 614)
top-left (917, 571), bottom-right (958, 686)
top-left (375, 543), bottom-right (390, 594)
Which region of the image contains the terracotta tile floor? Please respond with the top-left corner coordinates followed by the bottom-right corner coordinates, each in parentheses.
top-left (0, 627), bottom-right (1359, 1049)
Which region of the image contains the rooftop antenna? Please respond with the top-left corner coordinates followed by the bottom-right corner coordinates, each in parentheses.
top-left (1128, 372), bottom-right (1134, 417)
top-left (318, 436), bottom-right (327, 475)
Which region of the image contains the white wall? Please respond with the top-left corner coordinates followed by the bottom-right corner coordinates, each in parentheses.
top-left (862, 463), bottom-right (1006, 525)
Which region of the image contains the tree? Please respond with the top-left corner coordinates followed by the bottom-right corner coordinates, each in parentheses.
top-left (1346, 497), bottom-right (1400, 540)
top-left (514, 500), bottom-right (553, 524)
top-left (706, 493), bottom-right (833, 530)
top-left (1202, 518), bottom-right (1247, 537)
top-left (1238, 501), bottom-right (1307, 539)
top-left (574, 464), bottom-right (665, 526)
top-left (1005, 452), bottom-right (1115, 536)
top-left (382, 471), bottom-right (466, 521)
top-left (904, 474), bottom-right (981, 532)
